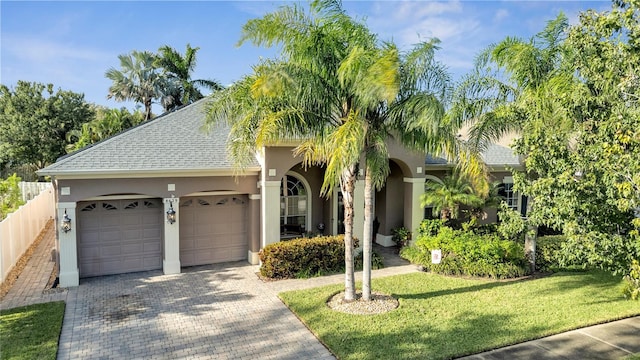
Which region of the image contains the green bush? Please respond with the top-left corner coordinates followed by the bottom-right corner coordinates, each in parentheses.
top-left (391, 227), bottom-right (411, 248)
top-left (417, 219), bottom-right (446, 237)
top-left (622, 260), bottom-right (640, 300)
top-left (401, 226), bottom-right (528, 279)
top-left (355, 250), bottom-right (385, 271)
top-left (259, 235), bottom-right (348, 279)
top-left (536, 235), bottom-right (582, 272)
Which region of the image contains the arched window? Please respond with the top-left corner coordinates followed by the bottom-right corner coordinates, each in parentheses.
top-left (280, 174), bottom-right (309, 236)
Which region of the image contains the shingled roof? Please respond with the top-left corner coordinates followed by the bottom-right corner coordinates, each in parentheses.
top-left (38, 98), bottom-right (260, 177)
top-left (425, 143), bottom-right (521, 168)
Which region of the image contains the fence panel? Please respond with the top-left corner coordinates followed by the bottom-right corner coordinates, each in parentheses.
top-left (0, 184), bottom-right (54, 283)
top-left (19, 182), bottom-right (50, 202)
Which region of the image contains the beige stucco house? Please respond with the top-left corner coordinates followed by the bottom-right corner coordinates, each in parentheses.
top-left (39, 99), bottom-right (437, 287)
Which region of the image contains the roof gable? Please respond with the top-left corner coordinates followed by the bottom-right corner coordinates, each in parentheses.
top-left (39, 99), bottom-right (260, 176)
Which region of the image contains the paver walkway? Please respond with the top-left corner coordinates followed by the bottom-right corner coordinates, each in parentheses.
top-left (0, 225), bottom-right (67, 310)
top-left (1, 231), bottom-right (638, 360)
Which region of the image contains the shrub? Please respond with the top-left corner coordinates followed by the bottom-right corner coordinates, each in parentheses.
top-left (259, 235), bottom-right (349, 279)
top-left (354, 250), bottom-right (385, 271)
top-left (622, 260), bottom-right (640, 300)
top-left (535, 235), bottom-right (585, 272)
top-left (391, 227), bottom-right (411, 248)
top-left (401, 226), bottom-right (528, 279)
top-left (417, 219), bottom-right (447, 237)
top-left (559, 232), bottom-right (640, 275)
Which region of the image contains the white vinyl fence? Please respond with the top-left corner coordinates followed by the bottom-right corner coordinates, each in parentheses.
top-left (0, 183), bottom-right (54, 283)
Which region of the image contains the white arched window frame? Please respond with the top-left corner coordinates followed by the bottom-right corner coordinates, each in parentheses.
top-left (280, 172), bottom-right (312, 234)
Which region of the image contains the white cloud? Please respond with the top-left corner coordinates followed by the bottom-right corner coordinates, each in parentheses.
top-left (3, 34), bottom-right (111, 64)
top-left (396, 17), bottom-right (480, 46)
top-left (494, 9), bottom-right (509, 22)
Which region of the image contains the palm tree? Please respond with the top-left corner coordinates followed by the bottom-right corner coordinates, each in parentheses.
top-left (106, 50), bottom-right (167, 120)
top-left (450, 14), bottom-right (576, 271)
top-left (420, 171), bottom-right (483, 221)
top-left (209, 0), bottom-right (386, 302)
top-left (355, 40), bottom-right (458, 300)
top-left (66, 107), bottom-right (145, 152)
top-left (156, 44), bottom-right (223, 111)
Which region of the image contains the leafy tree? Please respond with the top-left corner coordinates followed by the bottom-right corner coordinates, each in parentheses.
top-left (533, 0), bottom-right (640, 275)
top-left (451, 14), bottom-right (577, 271)
top-left (66, 107), bottom-right (145, 152)
top-left (0, 174), bottom-right (24, 220)
top-left (420, 171), bottom-right (483, 221)
top-left (156, 44), bottom-right (223, 111)
top-left (106, 50), bottom-right (168, 120)
top-left (0, 81), bottom-right (94, 176)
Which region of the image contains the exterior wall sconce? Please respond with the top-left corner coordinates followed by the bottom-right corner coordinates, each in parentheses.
top-left (61, 210), bottom-right (72, 233)
top-left (166, 203), bottom-right (176, 224)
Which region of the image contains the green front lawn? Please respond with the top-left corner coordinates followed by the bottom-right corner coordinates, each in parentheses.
top-left (0, 301), bottom-right (65, 360)
top-left (279, 270), bottom-right (640, 360)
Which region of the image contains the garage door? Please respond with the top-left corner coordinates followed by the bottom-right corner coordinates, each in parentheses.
top-left (179, 195), bottom-right (248, 266)
top-left (77, 199), bottom-right (163, 277)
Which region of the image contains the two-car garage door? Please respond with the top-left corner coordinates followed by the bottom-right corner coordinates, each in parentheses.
top-left (77, 195), bottom-right (248, 277)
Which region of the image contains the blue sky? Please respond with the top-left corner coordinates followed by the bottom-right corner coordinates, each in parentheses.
top-left (1, 1), bottom-right (610, 114)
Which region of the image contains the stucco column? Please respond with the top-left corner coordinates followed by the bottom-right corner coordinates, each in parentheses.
top-left (248, 194), bottom-right (261, 265)
top-left (57, 202), bottom-right (79, 287)
top-left (404, 178), bottom-right (425, 242)
top-left (163, 197), bottom-right (180, 274)
top-left (353, 179), bottom-right (365, 248)
top-left (261, 180), bottom-right (281, 247)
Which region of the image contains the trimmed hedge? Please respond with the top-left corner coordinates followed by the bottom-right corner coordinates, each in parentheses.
top-left (259, 235), bottom-right (347, 279)
top-left (401, 225), bottom-right (529, 279)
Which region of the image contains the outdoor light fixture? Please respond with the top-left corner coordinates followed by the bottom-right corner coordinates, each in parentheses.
top-left (61, 210), bottom-right (72, 233)
top-left (166, 203), bottom-right (176, 224)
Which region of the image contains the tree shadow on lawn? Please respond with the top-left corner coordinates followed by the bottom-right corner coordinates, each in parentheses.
top-left (394, 270), bottom-right (620, 302)
top-left (321, 310), bottom-right (548, 360)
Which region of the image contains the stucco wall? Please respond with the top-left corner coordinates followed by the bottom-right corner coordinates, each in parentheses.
top-left (55, 175), bottom-right (260, 202)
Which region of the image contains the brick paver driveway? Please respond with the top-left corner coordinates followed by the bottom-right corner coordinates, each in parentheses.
top-left (57, 262), bottom-right (334, 360)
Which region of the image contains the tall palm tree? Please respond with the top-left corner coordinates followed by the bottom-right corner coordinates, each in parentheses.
top-left (209, 0), bottom-right (386, 301)
top-left (106, 50), bottom-right (167, 120)
top-left (450, 14), bottom-right (576, 271)
top-left (156, 44), bottom-right (223, 111)
top-left (210, 1), bottom-right (464, 301)
top-left (355, 40), bottom-right (457, 300)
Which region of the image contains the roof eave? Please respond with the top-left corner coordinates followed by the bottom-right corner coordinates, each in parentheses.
top-left (37, 167), bottom-right (262, 180)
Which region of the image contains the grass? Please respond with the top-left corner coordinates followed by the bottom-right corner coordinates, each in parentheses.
top-left (279, 270), bottom-right (640, 360)
top-left (0, 301), bottom-right (65, 360)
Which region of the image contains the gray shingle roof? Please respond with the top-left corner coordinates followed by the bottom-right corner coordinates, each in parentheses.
top-left (425, 144), bottom-right (521, 167)
top-left (38, 98), bottom-right (260, 176)
top-left (482, 143), bottom-right (521, 166)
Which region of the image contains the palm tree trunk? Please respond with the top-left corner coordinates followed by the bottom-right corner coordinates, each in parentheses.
top-left (144, 98), bottom-right (152, 120)
top-left (340, 164), bottom-right (357, 302)
top-left (362, 168), bottom-right (374, 301)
